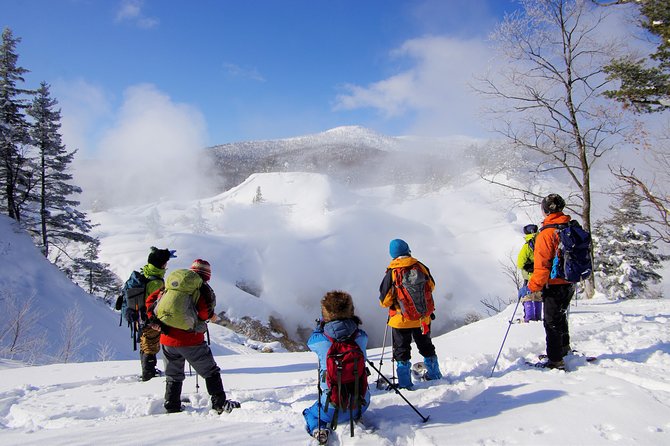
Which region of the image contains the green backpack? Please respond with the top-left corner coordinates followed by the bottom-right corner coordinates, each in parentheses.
top-left (156, 269), bottom-right (205, 332)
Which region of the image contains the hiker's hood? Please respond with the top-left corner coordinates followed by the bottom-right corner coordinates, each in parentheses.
top-left (387, 256), bottom-right (419, 269)
top-left (324, 318), bottom-right (359, 342)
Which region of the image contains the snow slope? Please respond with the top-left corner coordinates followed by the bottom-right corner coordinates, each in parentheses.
top-left (0, 216), bottom-right (136, 362)
top-left (91, 171), bottom-right (528, 348)
top-left (0, 297), bottom-right (668, 445)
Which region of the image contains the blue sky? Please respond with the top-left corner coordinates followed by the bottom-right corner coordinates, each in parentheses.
top-left (4, 0), bottom-right (518, 154)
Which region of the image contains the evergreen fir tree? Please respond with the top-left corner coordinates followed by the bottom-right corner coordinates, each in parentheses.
top-left (28, 81), bottom-right (94, 257)
top-left (593, 188), bottom-right (668, 299)
top-left (602, 0), bottom-right (670, 112)
top-left (72, 238), bottom-right (121, 304)
top-left (0, 28), bottom-right (35, 222)
top-left (253, 186), bottom-right (264, 204)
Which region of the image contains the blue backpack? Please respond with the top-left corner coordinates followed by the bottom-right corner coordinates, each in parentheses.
top-left (122, 271), bottom-right (160, 322)
top-left (542, 220), bottom-right (592, 283)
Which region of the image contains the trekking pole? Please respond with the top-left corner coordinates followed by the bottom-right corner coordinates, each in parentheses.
top-left (490, 296), bottom-right (523, 377)
top-left (376, 319), bottom-right (390, 389)
top-left (206, 326), bottom-right (211, 345)
top-left (189, 364), bottom-right (200, 393)
top-left (366, 359), bottom-right (429, 423)
top-left (317, 361), bottom-right (322, 437)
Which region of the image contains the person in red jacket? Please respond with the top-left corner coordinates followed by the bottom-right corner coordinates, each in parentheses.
top-left (146, 259), bottom-right (239, 414)
top-left (527, 194), bottom-right (575, 369)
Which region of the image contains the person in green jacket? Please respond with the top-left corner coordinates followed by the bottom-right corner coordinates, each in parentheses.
top-left (516, 224), bottom-right (542, 322)
top-left (128, 247), bottom-right (175, 381)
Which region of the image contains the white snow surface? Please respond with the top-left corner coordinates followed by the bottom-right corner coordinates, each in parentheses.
top-left (1, 170), bottom-right (669, 444)
top-left (0, 297), bottom-right (668, 445)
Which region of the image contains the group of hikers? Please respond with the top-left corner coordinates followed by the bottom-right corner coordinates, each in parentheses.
top-left (119, 192), bottom-right (582, 443)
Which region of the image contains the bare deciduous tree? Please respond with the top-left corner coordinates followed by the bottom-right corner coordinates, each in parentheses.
top-left (57, 303), bottom-right (90, 363)
top-left (476, 0), bottom-right (629, 296)
top-left (0, 290), bottom-right (46, 363)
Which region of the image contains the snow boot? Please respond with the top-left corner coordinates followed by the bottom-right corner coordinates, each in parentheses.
top-left (530, 301), bottom-right (543, 321)
top-left (205, 374), bottom-right (239, 414)
top-left (140, 352), bottom-right (158, 381)
top-left (396, 360), bottom-right (414, 389)
top-left (312, 428), bottom-right (330, 445)
top-left (541, 359), bottom-right (565, 370)
top-left (423, 355), bottom-right (443, 380)
top-left (164, 380), bottom-right (183, 413)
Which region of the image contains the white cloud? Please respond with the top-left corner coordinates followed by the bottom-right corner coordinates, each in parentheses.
top-left (334, 36), bottom-right (497, 138)
top-left (115, 0), bottom-right (159, 29)
top-left (223, 63), bottom-right (266, 82)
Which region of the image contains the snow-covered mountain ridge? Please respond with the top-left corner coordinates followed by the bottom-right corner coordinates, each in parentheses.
top-left (207, 126), bottom-right (483, 190)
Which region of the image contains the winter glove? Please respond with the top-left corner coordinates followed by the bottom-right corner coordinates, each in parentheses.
top-left (169, 249), bottom-right (177, 258)
top-left (526, 291), bottom-right (543, 302)
top-left (518, 285), bottom-right (530, 299)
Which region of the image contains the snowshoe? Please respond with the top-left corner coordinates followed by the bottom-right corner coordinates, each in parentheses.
top-left (539, 351), bottom-right (597, 362)
top-left (411, 361), bottom-right (428, 381)
top-left (213, 399), bottom-right (241, 414)
top-left (526, 359), bottom-right (565, 370)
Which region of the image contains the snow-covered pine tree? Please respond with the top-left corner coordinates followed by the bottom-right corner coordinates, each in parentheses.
top-left (0, 28), bottom-right (35, 223)
top-left (253, 186), bottom-right (264, 204)
top-left (28, 81), bottom-right (95, 258)
top-left (72, 238), bottom-right (121, 304)
top-left (593, 188), bottom-right (668, 299)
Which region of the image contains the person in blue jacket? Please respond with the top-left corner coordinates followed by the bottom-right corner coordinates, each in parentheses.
top-left (302, 290), bottom-right (371, 443)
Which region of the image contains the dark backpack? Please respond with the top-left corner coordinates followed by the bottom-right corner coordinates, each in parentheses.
top-left (122, 271), bottom-right (160, 322)
top-left (542, 220), bottom-right (592, 283)
top-left (393, 263), bottom-right (435, 320)
top-left (323, 332), bottom-right (368, 429)
top-left (523, 236), bottom-right (536, 274)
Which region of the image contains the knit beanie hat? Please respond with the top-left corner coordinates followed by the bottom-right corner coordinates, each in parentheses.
top-left (190, 259), bottom-right (212, 282)
top-left (321, 290), bottom-right (355, 322)
top-left (541, 194), bottom-right (566, 214)
top-left (389, 239), bottom-right (411, 259)
top-left (147, 246), bottom-right (172, 268)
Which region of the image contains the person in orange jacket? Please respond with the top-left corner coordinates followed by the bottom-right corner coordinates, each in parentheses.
top-left (526, 194), bottom-right (575, 369)
top-left (379, 239), bottom-right (442, 388)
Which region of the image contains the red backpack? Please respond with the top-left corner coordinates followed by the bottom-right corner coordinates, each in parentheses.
top-left (393, 263), bottom-right (435, 321)
top-left (323, 332), bottom-right (368, 430)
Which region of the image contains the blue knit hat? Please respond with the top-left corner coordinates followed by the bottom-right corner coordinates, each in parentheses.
top-left (389, 239), bottom-right (411, 259)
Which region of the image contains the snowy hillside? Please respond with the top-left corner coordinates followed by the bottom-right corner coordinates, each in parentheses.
top-left (91, 170), bottom-right (530, 349)
top-left (0, 215), bottom-right (135, 363)
top-left (0, 296), bottom-right (668, 445)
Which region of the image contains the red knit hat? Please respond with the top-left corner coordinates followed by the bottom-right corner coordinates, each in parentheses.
top-left (190, 259), bottom-right (212, 281)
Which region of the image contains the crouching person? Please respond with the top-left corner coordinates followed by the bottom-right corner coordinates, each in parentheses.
top-left (146, 259), bottom-right (240, 414)
top-left (302, 291), bottom-right (371, 444)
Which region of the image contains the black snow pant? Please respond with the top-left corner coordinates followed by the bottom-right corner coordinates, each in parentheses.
top-left (542, 284), bottom-right (575, 362)
top-left (391, 326), bottom-right (437, 362)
